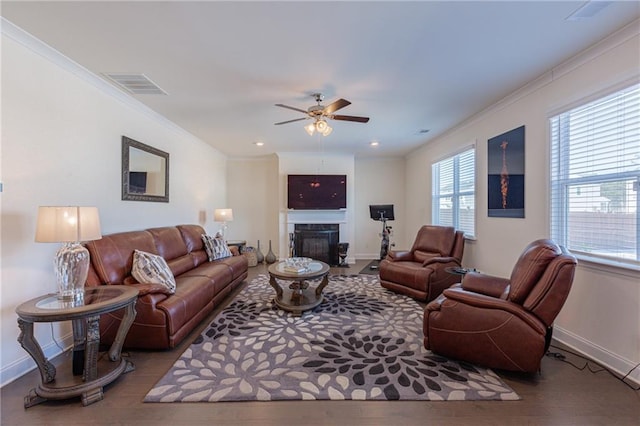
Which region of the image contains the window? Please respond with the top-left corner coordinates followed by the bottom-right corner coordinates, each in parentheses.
top-left (432, 147), bottom-right (475, 238)
top-left (550, 83), bottom-right (640, 267)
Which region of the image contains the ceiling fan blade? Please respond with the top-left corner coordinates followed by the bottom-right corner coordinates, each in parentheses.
top-left (331, 115), bottom-right (370, 123)
top-left (323, 98), bottom-right (351, 115)
top-left (275, 104), bottom-right (308, 114)
top-left (274, 117), bottom-right (308, 125)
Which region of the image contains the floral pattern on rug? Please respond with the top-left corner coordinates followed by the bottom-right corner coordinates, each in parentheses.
top-left (144, 274), bottom-right (520, 402)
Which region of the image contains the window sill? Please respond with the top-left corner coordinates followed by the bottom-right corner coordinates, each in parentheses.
top-left (574, 253), bottom-right (640, 279)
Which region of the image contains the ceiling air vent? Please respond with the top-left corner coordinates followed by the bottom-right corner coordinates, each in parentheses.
top-left (102, 73), bottom-right (168, 95)
top-left (566, 1), bottom-right (612, 21)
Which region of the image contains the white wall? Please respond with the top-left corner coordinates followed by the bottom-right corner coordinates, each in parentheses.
top-left (1, 25), bottom-right (228, 385)
top-left (226, 155), bottom-right (279, 255)
top-left (405, 24), bottom-right (640, 383)
top-left (354, 157), bottom-right (408, 258)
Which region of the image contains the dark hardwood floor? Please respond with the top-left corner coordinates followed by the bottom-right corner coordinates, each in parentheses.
top-left (2, 260), bottom-right (638, 425)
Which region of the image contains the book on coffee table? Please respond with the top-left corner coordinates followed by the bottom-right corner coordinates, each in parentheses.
top-left (283, 266), bottom-right (307, 273)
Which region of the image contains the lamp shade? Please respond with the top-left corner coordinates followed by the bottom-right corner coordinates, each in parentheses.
top-left (214, 208), bottom-right (233, 222)
top-left (35, 206), bottom-right (102, 243)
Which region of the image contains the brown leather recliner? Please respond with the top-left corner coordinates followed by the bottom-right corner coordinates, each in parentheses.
top-left (379, 225), bottom-right (465, 302)
top-left (424, 239), bottom-right (577, 373)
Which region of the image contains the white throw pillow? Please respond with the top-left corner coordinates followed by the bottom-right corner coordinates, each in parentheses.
top-left (131, 250), bottom-right (177, 294)
top-left (202, 233), bottom-right (232, 261)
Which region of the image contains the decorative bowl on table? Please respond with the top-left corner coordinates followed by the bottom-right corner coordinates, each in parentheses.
top-left (283, 257), bottom-right (312, 273)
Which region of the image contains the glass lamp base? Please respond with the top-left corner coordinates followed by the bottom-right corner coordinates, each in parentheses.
top-left (218, 223), bottom-right (228, 240)
top-left (54, 242), bottom-right (89, 304)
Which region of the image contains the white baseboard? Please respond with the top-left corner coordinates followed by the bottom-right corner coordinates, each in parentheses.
top-left (0, 332), bottom-right (73, 388)
top-left (553, 326), bottom-right (640, 387)
top-left (355, 253), bottom-right (382, 260)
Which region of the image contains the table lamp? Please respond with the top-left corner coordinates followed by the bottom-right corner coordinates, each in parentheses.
top-left (213, 208), bottom-right (233, 239)
top-left (35, 206), bottom-right (102, 302)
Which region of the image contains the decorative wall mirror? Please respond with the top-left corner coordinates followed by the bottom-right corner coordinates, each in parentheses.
top-left (122, 136), bottom-right (169, 202)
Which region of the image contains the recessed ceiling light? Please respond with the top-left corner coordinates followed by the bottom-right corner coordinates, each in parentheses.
top-left (254, 141), bottom-right (264, 147)
top-left (370, 141), bottom-right (379, 147)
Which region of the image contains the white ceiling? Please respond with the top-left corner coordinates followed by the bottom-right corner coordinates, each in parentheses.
top-left (2, 1), bottom-right (639, 158)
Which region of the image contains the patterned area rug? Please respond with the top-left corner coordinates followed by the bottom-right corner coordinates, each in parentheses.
top-left (144, 274), bottom-right (520, 402)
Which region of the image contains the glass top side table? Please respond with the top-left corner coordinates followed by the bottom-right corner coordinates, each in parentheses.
top-left (15, 285), bottom-right (138, 407)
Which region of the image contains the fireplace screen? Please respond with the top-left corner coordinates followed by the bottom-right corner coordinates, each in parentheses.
top-left (294, 224), bottom-right (339, 266)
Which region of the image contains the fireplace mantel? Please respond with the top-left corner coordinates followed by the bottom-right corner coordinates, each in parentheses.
top-left (286, 209), bottom-right (347, 225)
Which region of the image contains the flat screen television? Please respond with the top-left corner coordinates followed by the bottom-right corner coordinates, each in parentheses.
top-left (287, 174), bottom-right (347, 210)
top-left (369, 204), bottom-right (394, 221)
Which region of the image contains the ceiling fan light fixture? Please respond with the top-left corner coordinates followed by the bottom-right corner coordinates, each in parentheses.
top-left (276, 94), bottom-right (367, 136)
top-left (304, 122), bottom-right (316, 136)
top-left (311, 119), bottom-right (332, 136)
top-left (315, 119), bottom-right (328, 132)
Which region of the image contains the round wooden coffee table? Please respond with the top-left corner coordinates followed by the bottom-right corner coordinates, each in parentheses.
top-left (267, 260), bottom-right (330, 316)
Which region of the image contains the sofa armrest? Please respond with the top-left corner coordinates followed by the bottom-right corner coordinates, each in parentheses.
top-left (422, 256), bottom-right (460, 267)
top-left (425, 284), bottom-right (459, 312)
top-left (387, 250), bottom-right (413, 261)
top-left (442, 287), bottom-right (545, 334)
top-left (461, 272), bottom-right (510, 299)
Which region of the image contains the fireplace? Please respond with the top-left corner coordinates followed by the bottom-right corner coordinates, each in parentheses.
top-left (294, 224), bottom-right (339, 266)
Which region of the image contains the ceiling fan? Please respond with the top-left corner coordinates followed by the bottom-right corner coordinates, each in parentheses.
top-left (274, 93), bottom-right (370, 136)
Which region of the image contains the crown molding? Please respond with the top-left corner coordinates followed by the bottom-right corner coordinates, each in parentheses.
top-left (1, 17), bottom-right (209, 148)
top-left (551, 18), bottom-right (639, 81)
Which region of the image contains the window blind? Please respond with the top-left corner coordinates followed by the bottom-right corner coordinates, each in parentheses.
top-left (550, 83), bottom-right (640, 266)
top-left (432, 147), bottom-right (475, 238)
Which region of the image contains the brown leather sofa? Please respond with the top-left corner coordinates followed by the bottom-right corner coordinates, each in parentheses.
top-left (424, 239), bottom-right (577, 373)
top-left (379, 225), bottom-right (465, 302)
top-left (85, 224), bottom-right (248, 349)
